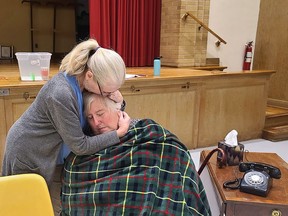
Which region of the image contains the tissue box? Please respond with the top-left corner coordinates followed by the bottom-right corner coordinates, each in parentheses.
top-left (15, 52), bottom-right (52, 81)
top-left (217, 141), bottom-right (244, 166)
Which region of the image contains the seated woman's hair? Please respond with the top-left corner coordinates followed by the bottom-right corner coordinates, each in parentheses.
top-left (83, 91), bottom-right (121, 117)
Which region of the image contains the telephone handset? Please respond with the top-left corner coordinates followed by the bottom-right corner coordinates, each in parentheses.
top-left (238, 162), bottom-right (281, 197)
top-left (223, 161), bottom-right (281, 197)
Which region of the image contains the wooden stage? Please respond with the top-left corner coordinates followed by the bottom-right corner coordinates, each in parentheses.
top-left (0, 64), bottom-right (275, 171)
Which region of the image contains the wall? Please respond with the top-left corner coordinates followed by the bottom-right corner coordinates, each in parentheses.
top-left (206, 0), bottom-right (260, 71)
top-left (0, 0), bottom-right (76, 53)
top-left (160, 0), bottom-right (210, 67)
top-left (0, 0), bottom-right (262, 72)
top-left (0, 0), bottom-right (30, 51)
top-left (253, 0), bottom-right (288, 103)
top-left (160, 0), bottom-right (260, 70)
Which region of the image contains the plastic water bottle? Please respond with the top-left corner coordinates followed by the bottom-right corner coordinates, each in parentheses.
top-left (153, 57), bottom-right (161, 76)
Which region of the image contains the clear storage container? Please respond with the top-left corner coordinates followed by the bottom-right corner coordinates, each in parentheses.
top-left (15, 52), bottom-right (52, 81)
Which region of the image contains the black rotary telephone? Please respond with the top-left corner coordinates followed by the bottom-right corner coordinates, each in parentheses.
top-left (223, 162), bottom-right (281, 197)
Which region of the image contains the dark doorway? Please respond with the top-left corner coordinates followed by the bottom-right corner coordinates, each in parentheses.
top-left (75, 0), bottom-right (89, 42)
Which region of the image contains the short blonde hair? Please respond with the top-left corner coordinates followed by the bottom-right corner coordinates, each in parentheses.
top-left (60, 38), bottom-right (126, 87)
top-left (83, 92), bottom-right (121, 118)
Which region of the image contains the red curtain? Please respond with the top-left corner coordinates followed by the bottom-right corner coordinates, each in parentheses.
top-left (89, 0), bottom-right (161, 67)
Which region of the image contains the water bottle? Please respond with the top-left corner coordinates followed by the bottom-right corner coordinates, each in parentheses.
top-left (153, 57), bottom-right (161, 76)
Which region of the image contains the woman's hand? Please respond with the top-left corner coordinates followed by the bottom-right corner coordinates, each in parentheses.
top-left (108, 90), bottom-right (123, 104)
top-left (116, 111), bottom-right (131, 137)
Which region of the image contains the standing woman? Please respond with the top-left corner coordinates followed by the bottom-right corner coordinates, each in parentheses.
top-left (1, 38), bottom-right (130, 206)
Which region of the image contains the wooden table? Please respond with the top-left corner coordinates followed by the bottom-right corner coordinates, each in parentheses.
top-left (201, 150), bottom-right (288, 216)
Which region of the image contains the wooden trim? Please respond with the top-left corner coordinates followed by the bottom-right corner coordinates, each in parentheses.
top-left (267, 98), bottom-right (288, 109)
top-left (183, 12), bottom-right (227, 46)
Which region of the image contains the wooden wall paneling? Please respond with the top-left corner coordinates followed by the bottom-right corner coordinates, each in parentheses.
top-left (0, 98), bottom-right (7, 173)
top-left (4, 97), bottom-right (34, 130)
top-left (123, 83), bottom-right (199, 150)
top-left (0, 88), bottom-right (36, 173)
top-left (197, 76), bottom-right (268, 148)
top-left (3, 86), bottom-right (39, 131)
top-left (253, 0), bottom-right (288, 102)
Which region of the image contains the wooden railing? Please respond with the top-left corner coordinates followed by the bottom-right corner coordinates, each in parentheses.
top-left (182, 12), bottom-right (227, 47)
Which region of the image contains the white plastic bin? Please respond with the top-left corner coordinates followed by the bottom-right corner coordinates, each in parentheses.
top-left (15, 52), bottom-right (52, 81)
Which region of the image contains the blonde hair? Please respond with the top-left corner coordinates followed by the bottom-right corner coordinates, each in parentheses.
top-left (83, 92), bottom-right (121, 117)
top-left (60, 38), bottom-right (126, 87)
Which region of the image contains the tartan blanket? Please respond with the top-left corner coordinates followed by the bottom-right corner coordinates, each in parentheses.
top-left (61, 119), bottom-right (211, 216)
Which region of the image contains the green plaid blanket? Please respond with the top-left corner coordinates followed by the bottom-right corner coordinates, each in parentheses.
top-left (61, 119), bottom-right (211, 216)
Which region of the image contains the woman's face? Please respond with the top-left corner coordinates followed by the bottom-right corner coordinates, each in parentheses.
top-left (86, 97), bottom-right (119, 135)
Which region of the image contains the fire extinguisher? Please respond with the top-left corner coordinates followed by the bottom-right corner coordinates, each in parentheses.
top-left (243, 41), bottom-right (253, 70)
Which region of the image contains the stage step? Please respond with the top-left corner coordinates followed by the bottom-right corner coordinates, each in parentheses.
top-left (264, 105), bottom-right (288, 128)
top-left (263, 105), bottom-right (288, 141)
top-left (262, 125), bottom-right (288, 141)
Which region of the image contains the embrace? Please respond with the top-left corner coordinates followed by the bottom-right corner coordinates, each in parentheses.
top-left (61, 92), bottom-right (211, 216)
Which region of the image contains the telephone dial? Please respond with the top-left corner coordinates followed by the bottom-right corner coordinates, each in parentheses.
top-left (223, 162), bottom-right (281, 197)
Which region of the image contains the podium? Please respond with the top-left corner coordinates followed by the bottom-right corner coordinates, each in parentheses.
top-left (201, 151), bottom-right (288, 216)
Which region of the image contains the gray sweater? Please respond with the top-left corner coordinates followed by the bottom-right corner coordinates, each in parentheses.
top-left (1, 72), bottom-right (120, 185)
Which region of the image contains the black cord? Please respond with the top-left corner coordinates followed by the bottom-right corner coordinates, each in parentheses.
top-left (223, 178), bottom-right (242, 190)
top-left (222, 149), bottom-right (251, 190)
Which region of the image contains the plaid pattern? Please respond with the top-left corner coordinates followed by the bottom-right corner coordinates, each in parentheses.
top-left (61, 119), bottom-right (211, 216)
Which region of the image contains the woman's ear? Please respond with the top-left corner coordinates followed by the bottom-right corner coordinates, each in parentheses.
top-left (117, 110), bottom-right (122, 117)
top-left (86, 70), bottom-right (93, 79)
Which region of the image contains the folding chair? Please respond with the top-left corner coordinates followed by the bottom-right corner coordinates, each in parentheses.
top-left (0, 173), bottom-right (54, 216)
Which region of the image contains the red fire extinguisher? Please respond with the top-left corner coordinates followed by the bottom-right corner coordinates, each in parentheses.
top-left (243, 41), bottom-right (253, 70)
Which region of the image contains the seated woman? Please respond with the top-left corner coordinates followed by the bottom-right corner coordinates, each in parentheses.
top-left (61, 93), bottom-right (211, 216)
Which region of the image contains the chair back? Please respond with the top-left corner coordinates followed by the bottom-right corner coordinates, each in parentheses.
top-left (0, 173), bottom-right (54, 216)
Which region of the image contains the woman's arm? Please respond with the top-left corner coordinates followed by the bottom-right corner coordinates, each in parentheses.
top-left (46, 88), bottom-right (125, 155)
